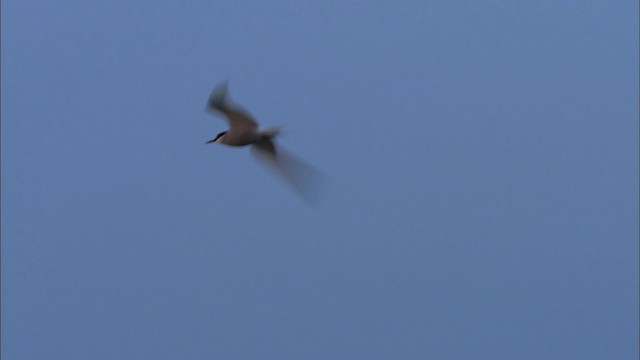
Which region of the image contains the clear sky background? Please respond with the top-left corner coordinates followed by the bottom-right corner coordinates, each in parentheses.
top-left (2, 1), bottom-right (638, 359)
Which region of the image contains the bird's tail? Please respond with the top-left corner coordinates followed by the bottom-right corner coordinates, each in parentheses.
top-left (259, 127), bottom-right (281, 139)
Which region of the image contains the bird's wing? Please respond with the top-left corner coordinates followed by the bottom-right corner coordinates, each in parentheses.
top-left (253, 137), bottom-right (277, 157)
top-left (206, 81), bottom-right (258, 130)
top-left (251, 141), bottom-right (324, 205)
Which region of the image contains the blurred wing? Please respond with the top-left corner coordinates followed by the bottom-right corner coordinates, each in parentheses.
top-left (251, 142), bottom-right (324, 206)
top-left (206, 81), bottom-right (258, 130)
top-left (253, 137), bottom-right (277, 157)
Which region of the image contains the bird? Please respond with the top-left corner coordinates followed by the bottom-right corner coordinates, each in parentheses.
top-left (205, 81), bottom-right (323, 203)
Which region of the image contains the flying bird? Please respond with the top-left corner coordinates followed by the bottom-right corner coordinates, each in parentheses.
top-left (205, 81), bottom-right (322, 203)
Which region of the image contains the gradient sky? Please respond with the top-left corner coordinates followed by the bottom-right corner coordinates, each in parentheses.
top-left (2, 1), bottom-right (638, 359)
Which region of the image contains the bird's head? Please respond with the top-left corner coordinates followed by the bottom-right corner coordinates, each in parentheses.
top-left (206, 131), bottom-right (227, 144)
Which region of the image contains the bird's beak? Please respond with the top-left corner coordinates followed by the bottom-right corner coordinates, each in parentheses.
top-left (205, 139), bottom-right (215, 144)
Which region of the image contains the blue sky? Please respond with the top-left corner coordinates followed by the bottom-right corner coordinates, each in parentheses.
top-left (2, 1), bottom-right (638, 359)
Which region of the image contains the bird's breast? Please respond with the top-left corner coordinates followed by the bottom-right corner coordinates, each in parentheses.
top-left (220, 129), bottom-right (259, 146)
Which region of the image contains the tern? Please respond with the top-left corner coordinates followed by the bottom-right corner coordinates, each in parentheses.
top-left (205, 81), bottom-right (322, 203)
